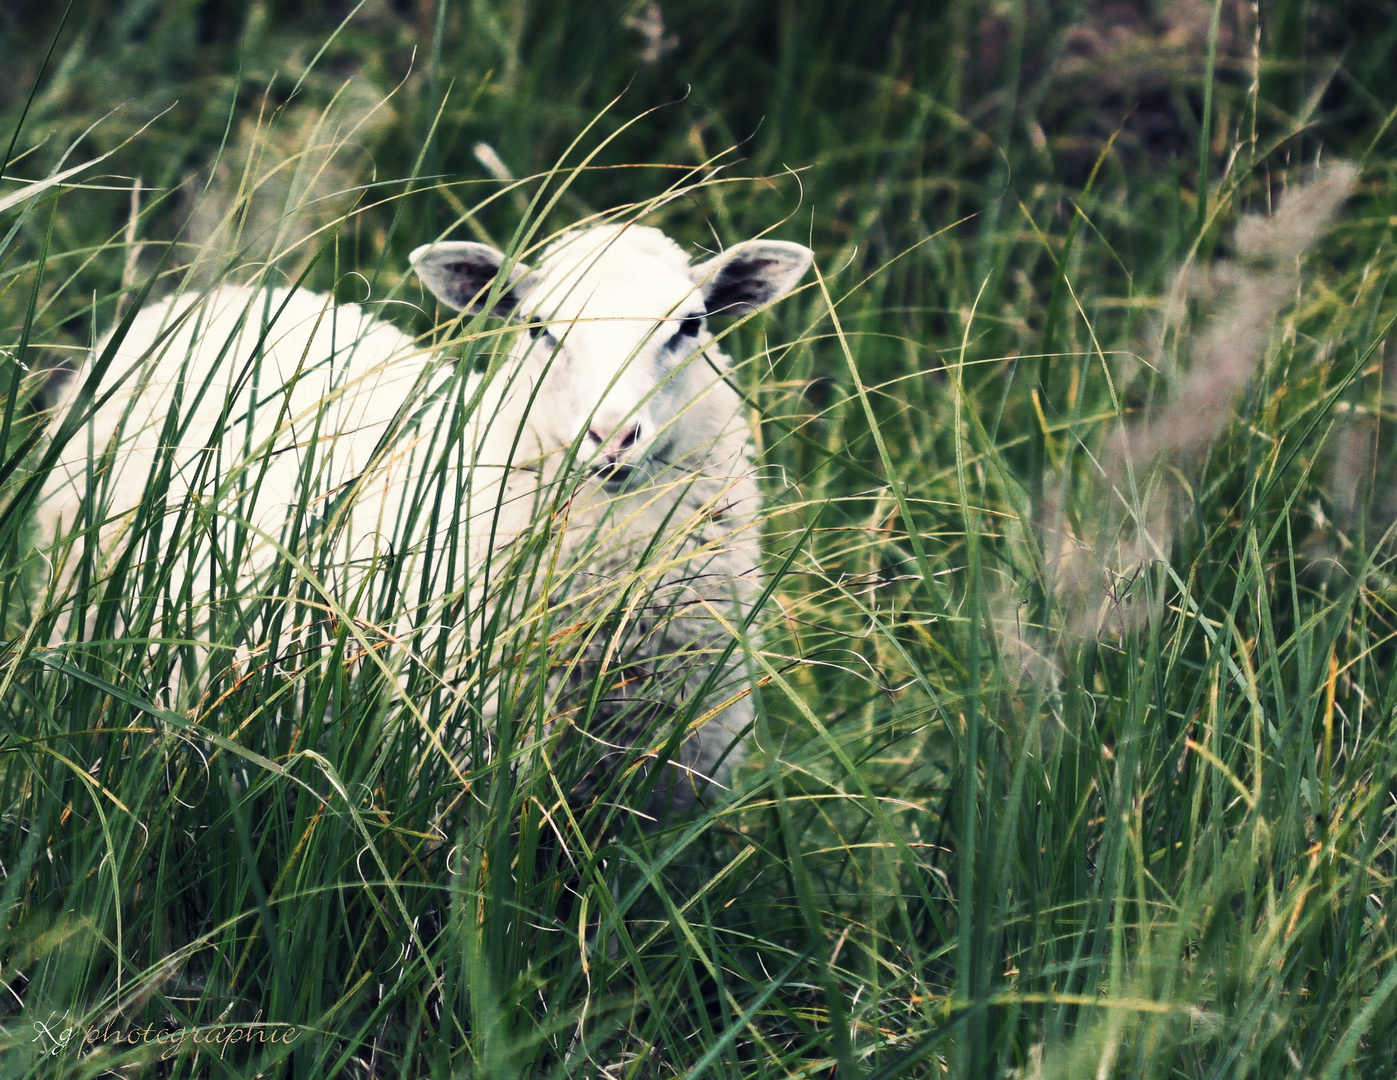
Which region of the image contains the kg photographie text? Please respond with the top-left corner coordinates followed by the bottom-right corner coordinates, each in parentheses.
top-left (31, 1011), bottom-right (299, 1060)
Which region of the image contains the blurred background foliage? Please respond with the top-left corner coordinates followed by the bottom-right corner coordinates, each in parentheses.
top-left (1, 0), bottom-right (1391, 316)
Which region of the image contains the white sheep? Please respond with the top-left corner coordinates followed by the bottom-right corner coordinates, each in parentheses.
top-left (36, 222), bottom-right (812, 813)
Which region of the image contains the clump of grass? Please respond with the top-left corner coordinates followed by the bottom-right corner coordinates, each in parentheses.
top-left (3, 3), bottom-right (1397, 1078)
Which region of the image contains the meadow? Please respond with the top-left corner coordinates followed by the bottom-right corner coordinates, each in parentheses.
top-left (3, 1), bottom-right (1397, 1077)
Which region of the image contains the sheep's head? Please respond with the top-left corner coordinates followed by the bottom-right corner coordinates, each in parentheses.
top-left (410, 224), bottom-right (811, 483)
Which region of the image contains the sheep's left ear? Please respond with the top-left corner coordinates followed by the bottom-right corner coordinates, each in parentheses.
top-left (690, 240), bottom-right (813, 316)
top-left (409, 241), bottom-right (535, 316)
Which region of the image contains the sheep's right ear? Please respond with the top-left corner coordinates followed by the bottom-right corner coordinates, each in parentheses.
top-left (690, 240), bottom-right (813, 316)
top-left (409, 242), bottom-right (535, 316)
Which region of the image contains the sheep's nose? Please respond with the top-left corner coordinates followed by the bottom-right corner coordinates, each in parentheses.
top-left (590, 421), bottom-right (643, 463)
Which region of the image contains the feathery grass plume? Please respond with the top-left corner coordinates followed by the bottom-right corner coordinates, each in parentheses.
top-left (1037, 161), bottom-right (1359, 644)
top-left (623, 3), bottom-right (678, 65)
top-left (1120, 161), bottom-right (1357, 466)
top-left (472, 141), bottom-right (514, 182)
top-left (182, 75), bottom-right (393, 284)
top-left (992, 574), bottom-right (1063, 693)
top-left (1326, 397), bottom-right (1378, 528)
top-left (1314, 343), bottom-right (1397, 580)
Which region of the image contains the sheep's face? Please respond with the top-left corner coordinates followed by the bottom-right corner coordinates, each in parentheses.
top-left (410, 225), bottom-right (811, 483)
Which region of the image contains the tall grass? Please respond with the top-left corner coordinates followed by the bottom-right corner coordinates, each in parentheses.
top-left (3, 1), bottom-right (1397, 1077)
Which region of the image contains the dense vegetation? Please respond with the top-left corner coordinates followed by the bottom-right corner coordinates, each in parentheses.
top-left (3, 1), bottom-right (1397, 1076)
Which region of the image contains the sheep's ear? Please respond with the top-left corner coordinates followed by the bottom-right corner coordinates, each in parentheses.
top-left (409, 241), bottom-right (534, 316)
top-left (690, 240), bottom-right (813, 316)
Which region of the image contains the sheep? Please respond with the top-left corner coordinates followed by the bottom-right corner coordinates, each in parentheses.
top-left (36, 221), bottom-right (812, 815)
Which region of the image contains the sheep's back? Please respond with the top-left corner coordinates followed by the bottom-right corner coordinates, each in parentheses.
top-left (36, 286), bottom-right (442, 622)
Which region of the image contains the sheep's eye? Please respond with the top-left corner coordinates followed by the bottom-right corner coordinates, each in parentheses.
top-left (664, 317), bottom-right (703, 355)
top-left (528, 321), bottom-right (557, 346)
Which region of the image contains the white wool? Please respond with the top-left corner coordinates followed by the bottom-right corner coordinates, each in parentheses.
top-left (538, 223), bottom-right (691, 278)
top-left (36, 223), bottom-right (809, 813)
top-left (37, 287), bottom-right (443, 603)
